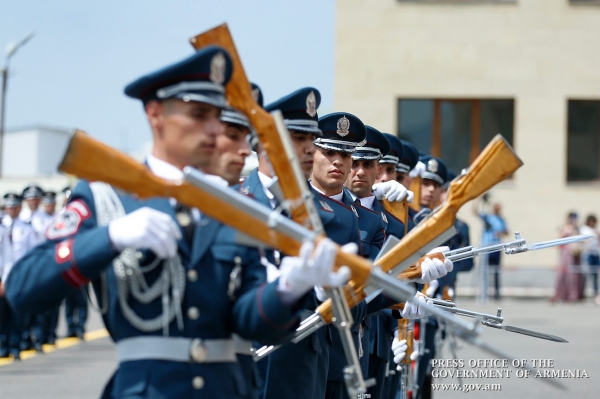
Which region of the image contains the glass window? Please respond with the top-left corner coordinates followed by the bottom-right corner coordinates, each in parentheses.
top-left (567, 100), bottom-right (600, 182)
top-left (397, 98), bottom-right (515, 174)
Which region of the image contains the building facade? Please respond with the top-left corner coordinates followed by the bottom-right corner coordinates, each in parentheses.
top-left (334, 0), bottom-right (600, 267)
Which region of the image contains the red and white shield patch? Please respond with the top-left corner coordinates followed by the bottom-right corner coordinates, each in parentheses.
top-left (46, 200), bottom-right (91, 240)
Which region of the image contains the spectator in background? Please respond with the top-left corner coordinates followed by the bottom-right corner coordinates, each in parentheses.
top-left (579, 214), bottom-right (599, 303)
top-left (473, 194), bottom-right (508, 300)
top-left (552, 212), bottom-right (584, 303)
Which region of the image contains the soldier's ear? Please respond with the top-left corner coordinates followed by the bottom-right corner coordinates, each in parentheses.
top-left (145, 100), bottom-right (165, 136)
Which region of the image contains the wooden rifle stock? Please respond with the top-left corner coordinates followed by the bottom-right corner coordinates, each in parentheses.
top-left (189, 24), bottom-right (314, 231)
top-left (397, 318), bottom-right (413, 365)
top-left (59, 131), bottom-right (374, 285)
top-left (409, 176), bottom-right (421, 212)
top-left (315, 135), bottom-right (522, 323)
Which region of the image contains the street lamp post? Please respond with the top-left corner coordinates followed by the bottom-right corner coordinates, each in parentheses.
top-left (0, 31), bottom-right (35, 177)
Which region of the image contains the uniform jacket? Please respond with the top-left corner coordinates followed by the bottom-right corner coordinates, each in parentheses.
top-left (6, 180), bottom-right (304, 399)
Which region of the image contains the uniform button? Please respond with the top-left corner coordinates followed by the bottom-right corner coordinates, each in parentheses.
top-left (192, 376), bottom-right (204, 390)
top-left (187, 307), bottom-right (200, 320)
top-left (187, 269), bottom-right (198, 282)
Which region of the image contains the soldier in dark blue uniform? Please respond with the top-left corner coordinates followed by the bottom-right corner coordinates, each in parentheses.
top-left (343, 125), bottom-right (409, 399)
top-left (241, 87), bottom-right (362, 399)
top-left (5, 47), bottom-right (351, 398)
top-left (413, 155), bottom-right (448, 399)
top-left (311, 112), bottom-right (385, 399)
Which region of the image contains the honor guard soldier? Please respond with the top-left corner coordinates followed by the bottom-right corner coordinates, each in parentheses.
top-left (33, 191), bottom-right (61, 347)
top-left (0, 193), bottom-right (37, 359)
top-left (343, 126), bottom-right (410, 399)
top-left (413, 155), bottom-right (448, 399)
top-left (311, 112), bottom-right (383, 399)
top-left (20, 185), bottom-right (45, 242)
top-left (6, 47), bottom-right (351, 398)
top-left (242, 87), bottom-right (362, 399)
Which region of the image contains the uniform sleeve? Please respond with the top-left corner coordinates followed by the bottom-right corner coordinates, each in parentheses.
top-left (6, 181), bottom-right (119, 314)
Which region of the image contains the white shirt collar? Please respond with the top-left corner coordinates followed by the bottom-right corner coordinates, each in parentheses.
top-left (310, 182), bottom-right (343, 201)
top-left (358, 195), bottom-right (375, 210)
top-left (147, 155), bottom-right (184, 180)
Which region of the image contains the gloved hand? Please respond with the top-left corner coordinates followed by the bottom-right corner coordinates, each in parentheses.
top-left (372, 181), bottom-right (412, 202)
top-left (425, 279), bottom-right (440, 298)
top-left (412, 246), bottom-right (453, 283)
top-left (314, 286), bottom-right (329, 302)
top-left (278, 240), bottom-right (355, 305)
top-left (401, 293), bottom-right (433, 320)
top-left (392, 337), bottom-right (408, 364)
top-left (108, 207), bottom-right (182, 258)
top-left (409, 161), bottom-right (426, 179)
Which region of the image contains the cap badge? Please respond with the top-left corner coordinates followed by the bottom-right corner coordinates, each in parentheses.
top-left (210, 52), bottom-right (226, 84)
top-left (427, 158), bottom-right (438, 173)
top-left (306, 91), bottom-right (317, 117)
top-left (252, 87), bottom-right (260, 103)
top-left (336, 116), bottom-right (350, 137)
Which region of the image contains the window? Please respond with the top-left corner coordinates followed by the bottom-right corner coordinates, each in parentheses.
top-left (567, 100), bottom-right (600, 182)
top-left (397, 99), bottom-right (514, 174)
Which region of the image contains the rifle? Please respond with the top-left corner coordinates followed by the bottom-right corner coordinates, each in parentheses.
top-left (382, 198), bottom-right (409, 235)
top-left (397, 318), bottom-right (414, 399)
top-left (189, 24), bottom-right (321, 233)
top-left (408, 176), bottom-right (421, 212)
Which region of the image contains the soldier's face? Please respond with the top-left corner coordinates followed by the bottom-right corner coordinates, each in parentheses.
top-left (203, 123), bottom-right (250, 185)
top-left (26, 198), bottom-right (41, 211)
top-left (346, 159), bottom-right (380, 198)
top-left (420, 179), bottom-right (441, 209)
top-left (6, 206), bottom-right (21, 219)
top-left (147, 99), bottom-right (225, 170)
top-left (290, 131), bottom-right (316, 179)
top-left (376, 164), bottom-right (396, 183)
top-left (43, 203), bottom-right (56, 215)
top-left (311, 148), bottom-right (352, 196)
top-left (397, 172), bottom-right (411, 187)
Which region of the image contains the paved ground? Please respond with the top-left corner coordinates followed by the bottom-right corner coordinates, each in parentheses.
top-left (0, 299), bottom-right (598, 398)
top-left (434, 298), bottom-right (600, 398)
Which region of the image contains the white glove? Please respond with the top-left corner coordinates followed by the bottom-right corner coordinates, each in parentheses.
top-left (314, 286), bottom-right (329, 302)
top-left (425, 279), bottom-right (439, 298)
top-left (412, 246), bottom-right (453, 284)
top-left (409, 161), bottom-right (426, 179)
top-left (392, 338), bottom-right (408, 364)
top-left (278, 239), bottom-right (355, 305)
top-left (108, 207), bottom-right (182, 258)
top-left (372, 181), bottom-right (410, 202)
top-left (410, 350), bottom-right (419, 361)
top-left (401, 293), bottom-right (433, 320)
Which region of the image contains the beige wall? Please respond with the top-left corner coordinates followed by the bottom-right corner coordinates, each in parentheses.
top-left (334, 0), bottom-right (600, 267)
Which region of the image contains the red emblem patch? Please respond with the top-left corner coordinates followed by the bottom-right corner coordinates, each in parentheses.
top-left (46, 200), bottom-right (91, 240)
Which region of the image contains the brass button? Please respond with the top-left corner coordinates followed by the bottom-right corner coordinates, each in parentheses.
top-left (187, 307), bottom-right (200, 320)
top-left (192, 376), bottom-right (204, 390)
top-left (187, 269), bottom-right (198, 282)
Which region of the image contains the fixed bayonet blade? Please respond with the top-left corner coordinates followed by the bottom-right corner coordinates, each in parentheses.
top-left (502, 324), bottom-right (569, 343)
top-left (528, 234), bottom-right (593, 252)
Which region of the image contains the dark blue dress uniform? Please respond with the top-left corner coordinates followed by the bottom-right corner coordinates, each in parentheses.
top-left (314, 113), bottom-right (386, 399)
top-left (349, 126), bottom-right (407, 399)
top-left (413, 155), bottom-right (448, 399)
top-left (239, 171), bottom-right (364, 399)
top-left (241, 88), bottom-right (362, 399)
top-left (6, 47), bottom-right (307, 399)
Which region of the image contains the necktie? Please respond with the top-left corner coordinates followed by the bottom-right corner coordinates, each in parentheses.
top-left (175, 202), bottom-right (196, 246)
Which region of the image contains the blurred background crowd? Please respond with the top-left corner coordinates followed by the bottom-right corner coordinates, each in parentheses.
top-left (0, 184), bottom-right (88, 359)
